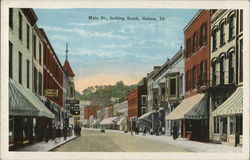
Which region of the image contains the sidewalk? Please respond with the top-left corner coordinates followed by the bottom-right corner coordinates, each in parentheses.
top-left (83, 128), bottom-right (242, 153)
top-left (17, 135), bottom-right (78, 152)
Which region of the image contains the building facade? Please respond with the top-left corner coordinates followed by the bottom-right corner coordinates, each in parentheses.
top-left (209, 9), bottom-right (243, 145)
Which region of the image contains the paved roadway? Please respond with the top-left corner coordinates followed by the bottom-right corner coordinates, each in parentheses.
top-left (53, 129), bottom-right (191, 152)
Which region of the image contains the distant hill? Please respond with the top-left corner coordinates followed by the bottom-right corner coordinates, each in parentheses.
top-left (76, 81), bottom-right (137, 106)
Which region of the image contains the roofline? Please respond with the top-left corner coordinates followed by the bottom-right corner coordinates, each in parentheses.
top-left (183, 9), bottom-right (203, 32)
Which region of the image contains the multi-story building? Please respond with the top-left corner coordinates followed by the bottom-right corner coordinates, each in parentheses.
top-left (9, 8), bottom-right (54, 148)
top-left (146, 66), bottom-right (160, 112)
top-left (209, 9), bottom-right (243, 146)
top-left (167, 10), bottom-right (211, 141)
top-left (40, 28), bottom-right (64, 127)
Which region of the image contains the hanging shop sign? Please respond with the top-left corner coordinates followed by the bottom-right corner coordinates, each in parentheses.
top-left (44, 89), bottom-right (58, 97)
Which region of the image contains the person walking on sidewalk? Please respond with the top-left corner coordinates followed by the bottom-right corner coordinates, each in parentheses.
top-left (172, 122), bottom-right (178, 140)
top-left (44, 125), bottom-right (50, 143)
top-left (142, 126), bottom-right (147, 136)
top-left (63, 126), bottom-right (68, 141)
top-left (56, 125), bottom-right (61, 143)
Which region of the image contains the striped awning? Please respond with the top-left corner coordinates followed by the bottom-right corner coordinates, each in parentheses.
top-left (166, 93), bottom-right (204, 120)
top-left (139, 111), bottom-right (156, 120)
top-left (9, 79), bottom-right (55, 119)
top-left (100, 116), bottom-right (118, 125)
top-left (212, 86), bottom-right (243, 117)
top-left (184, 94), bottom-right (209, 119)
top-left (117, 117), bottom-right (127, 125)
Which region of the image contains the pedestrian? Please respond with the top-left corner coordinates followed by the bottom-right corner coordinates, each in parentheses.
top-left (142, 126), bottom-right (147, 136)
top-left (56, 125), bottom-right (61, 143)
top-left (63, 126), bottom-right (68, 141)
top-left (172, 122), bottom-right (178, 140)
top-left (52, 125), bottom-right (56, 142)
top-left (44, 125), bottom-right (50, 143)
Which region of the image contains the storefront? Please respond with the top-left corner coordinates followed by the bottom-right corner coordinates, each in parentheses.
top-left (9, 79), bottom-right (55, 149)
top-left (211, 86), bottom-right (243, 146)
top-left (166, 93), bottom-right (209, 141)
top-left (100, 116), bottom-right (119, 129)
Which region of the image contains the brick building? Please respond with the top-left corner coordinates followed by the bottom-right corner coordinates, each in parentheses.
top-left (127, 89), bottom-right (138, 121)
top-left (183, 10), bottom-right (211, 141)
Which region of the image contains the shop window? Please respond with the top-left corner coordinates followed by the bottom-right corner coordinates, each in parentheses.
top-left (230, 117), bottom-right (235, 134)
top-left (170, 78), bottom-right (176, 96)
top-left (220, 22), bottom-right (225, 46)
top-left (236, 115), bottom-right (242, 135)
top-left (9, 8), bottom-right (13, 29)
top-left (9, 116), bottom-right (14, 140)
top-left (9, 41), bottom-right (13, 78)
top-left (222, 118), bottom-right (227, 134)
top-left (228, 14), bottom-right (235, 41)
top-left (213, 117), bottom-right (219, 133)
top-left (23, 117), bottom-right (29, 138)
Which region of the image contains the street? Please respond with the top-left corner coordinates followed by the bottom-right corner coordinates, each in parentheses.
top-left (53, 129), bottom-right (191, 152)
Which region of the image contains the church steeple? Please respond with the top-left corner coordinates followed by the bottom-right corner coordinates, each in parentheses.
top-left (63, 43), bottom-right (75, 77)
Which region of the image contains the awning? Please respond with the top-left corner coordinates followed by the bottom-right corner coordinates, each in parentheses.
top-left (9, 79), bottom-right (55, 119)
top-left (100, 117), bottom-right (118, 125)
top-left (90, 120), bottom-right (97, 126)
top-left (117, 117), bottom-right (127, 125)
top-left (139, 111), bottom-right (156, 120)
top-left (212, 86), bottom-right (243, 117)
top-left (184, 94), bottom-right (209, 119)
top-left (165, 93), bottom-right (204, 120)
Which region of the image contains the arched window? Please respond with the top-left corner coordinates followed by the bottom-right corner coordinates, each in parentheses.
top-left (219, 56), bottom-right (225, 84)
top-left (228, 48), bottom-right (235, 83)
top-left (212, 27), bottom-right (217, 51)
top-left (211, 59), bottom-right (217, 86)
top-left (220, 21), bottom-right (225, 46)
top-left (228, 12), bottom-right (236, 41)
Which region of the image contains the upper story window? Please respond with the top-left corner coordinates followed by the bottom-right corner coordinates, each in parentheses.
top-left (170, 78), bottom-right (177, 96)
top-left (192, 33), bottom-right (196, 54)
top-left (239, 39), bottom-right (243, 82)
top-left (9, 41), bottom-right (13, 78)
top-left (220, 22), bottom-right (225, 46)
top-left (19, 12), bottom-right (22, 41)
top-left (192, 66), bottom-right (196, 89)
top-left (240, 10), bottom-right (243, 32)
top-left (228, 51), bottom-right (235, 83)
top-left (185, 71), bottom-right (189, 91)
top-left (39, 43), bottom-right (42, 65)
top-left (228, 13), bottom-right (235, 41)
top-left (141, 95), bottom-right (147, 105)
top-left (212, 61), bottom-right (217, 86)
top-left (26, 24), bottom-right (30, 49)
top-left (9, 8), bottom-right (13, 29)
top-left (186, 38), bottom-right (191, 58)
top-left (219, 56), bottom-right (225, 84)
top-left (18, 52), bottom-right (22, 84)
top-left (26, 60), bottom-right (30, 89)
top-left (199, 22), bottom-right (207, 47)
top-left (212, 28), bottom-right (217, 51)
top-left (33, 35), bottom-right (36, 59)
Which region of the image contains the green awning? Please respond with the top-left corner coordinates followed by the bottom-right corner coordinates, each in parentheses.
top-left (9, 79), bottom-right (55, 119)
top-left (184, 94), bottom-right (209, 119)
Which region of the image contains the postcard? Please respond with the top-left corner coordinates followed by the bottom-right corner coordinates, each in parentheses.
top-left (1, 0), bottom-right (249, 160)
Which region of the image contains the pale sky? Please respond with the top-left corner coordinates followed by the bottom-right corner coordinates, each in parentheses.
top-left (34, 8), bottom-right (198, 93)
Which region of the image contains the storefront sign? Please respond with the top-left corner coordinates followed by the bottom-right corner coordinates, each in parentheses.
top-left (44, 89), bottom-right (58, 97)
top-left (66, 100), bottom-right (79, 104)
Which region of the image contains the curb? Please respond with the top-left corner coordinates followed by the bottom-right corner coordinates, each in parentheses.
top-left (48, 136), bottom-right (80, 151)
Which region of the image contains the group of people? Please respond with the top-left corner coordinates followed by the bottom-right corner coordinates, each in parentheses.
top-left (130, 123), bottom-right (179, 140)
top-left (35, 123), bottom-right (81, 143)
